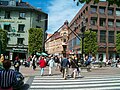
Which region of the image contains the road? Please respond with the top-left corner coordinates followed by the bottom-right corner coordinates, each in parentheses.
top-left (18, 66), bottom-right (120, 90)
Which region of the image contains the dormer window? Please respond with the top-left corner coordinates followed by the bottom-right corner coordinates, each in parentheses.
top-left (19, 12), bottom-right (25, 19)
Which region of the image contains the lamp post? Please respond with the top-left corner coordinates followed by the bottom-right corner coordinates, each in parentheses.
top-left (80, 16), bottom-right (86, 66)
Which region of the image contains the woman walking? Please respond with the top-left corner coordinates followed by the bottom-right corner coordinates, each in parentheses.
top-left (39, 57), bottom-right (46, 76)
top-left (48, 57), bottom-right (55, 76)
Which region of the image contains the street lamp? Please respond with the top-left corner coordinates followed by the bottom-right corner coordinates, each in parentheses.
top-left (80, 16), bottom-right (86, 66)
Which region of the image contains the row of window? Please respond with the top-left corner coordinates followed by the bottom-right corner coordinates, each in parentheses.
top-left (91, 6), bottom-right (120, 16)
top-left (3, 24), bottom-right (25, 32)
top-left (69, 37), bottom-right (80, 49)
top-left (3, 11), bottom-right (41, 22)
top-left (100, 31), bottom-right (115, 43)
top-left (7, 38), bottom-right (24, 45)
top-left (91, 18), bottom-right (120, 27)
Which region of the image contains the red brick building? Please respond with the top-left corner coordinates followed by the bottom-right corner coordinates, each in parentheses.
top-left (68, 1), bottom-right (120, 62)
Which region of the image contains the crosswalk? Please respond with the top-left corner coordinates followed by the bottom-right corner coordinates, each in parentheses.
top-left (29, 74), bottom-right (120, 90)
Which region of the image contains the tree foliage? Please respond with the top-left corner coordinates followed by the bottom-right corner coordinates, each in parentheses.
top-left (0, 29), bottom-right (7, 53)
top-left (82, 30), bottom-right (98, 56)
top-left (28, 28), bottom-right (43, 54)
top-left (116, 33), bottom-right (120, 53)
top-left (73, 0), bottom-right (120, 6)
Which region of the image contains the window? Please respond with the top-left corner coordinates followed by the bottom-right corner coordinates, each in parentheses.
top-left (76, 37), bottom-right (80, 45)
top-left (116, 9), bottom-right (120, 16)
top-left (108, 8), bottom-right (113, 15)
top-left (18, 24), bottom-right (25, 32)
top-left (108, 31), bottom-right (114, 43)
top-left (36, 14), bottom-right (41, 21)
top-left (19, 12), bottom-right (25, 19)
top-left (4, 24), bottom-right (11, 32)
top-left (91, 17), bottom-right (97, 25)
top-left (116, 20), bottom-right (120, 27)
top-left (99, 7), bottom-right (105, 14)
top-left (17, 38), bottom-right (24, 45)
top-left (90, 6), bottom-right (97, 13)
top-left (0, 1), bottom-right (9, 5)
top-left (100, 18), bottom-right (106, 26)
top-left (100, 31), bottom-right (106, 43)
top-left (108, 19), bottom-right (114, 27)
top-left (4, 11), bottom-right (10, 19)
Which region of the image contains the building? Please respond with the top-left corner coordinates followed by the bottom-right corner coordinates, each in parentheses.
top-left (45, 21), bottom-right (68, 56)
top-left (0, 0), bottom-right (48, 60)
top-left (68, 1), bottom-right (120, 62)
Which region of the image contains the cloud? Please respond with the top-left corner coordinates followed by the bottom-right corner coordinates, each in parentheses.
top-left (46, 0), bottom-right (83, 34)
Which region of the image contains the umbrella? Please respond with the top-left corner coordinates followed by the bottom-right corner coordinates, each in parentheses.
top-left (41, 52), bottom-right (48, 56)
top-left (36, 52), bottom-right (41, 56)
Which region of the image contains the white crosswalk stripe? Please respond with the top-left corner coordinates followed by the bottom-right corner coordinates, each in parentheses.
top-left (29, 75), bottom-right (120, 90)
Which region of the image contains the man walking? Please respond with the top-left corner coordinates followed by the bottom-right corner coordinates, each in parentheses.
top-left (61, 55), bottom-right (70, 80)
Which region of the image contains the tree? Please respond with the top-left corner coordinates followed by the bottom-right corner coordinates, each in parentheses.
top-left (28, 28), bottom-right (43, 54)
top-left (0, 29), bottom-right (7, 54)
top-left (116, 33), bottom-right (120, 53)
top-left (73, 0), bottom-right (120, 6)
top-left (82, 30), bottom-right (98, 56)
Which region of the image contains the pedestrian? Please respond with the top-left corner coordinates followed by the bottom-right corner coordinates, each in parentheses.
top-left (61, 55), bottom-right (70, 80)
top-left (32, 55), bottom-right (37, 70)
top-left (13, 56), bottom-right (21, 72)
top-left (39, 57), bottom-right (46, 76)
top-left (0, 60), bottom-right (18, 90)
top-left (0, 54), bottom-right (4, 70)
top-left (54, 56), bottom-right (60, 70)
top-left (48, 57), bottom-right (55, 76)
top-left (70, 57), bottom-right (81, 79)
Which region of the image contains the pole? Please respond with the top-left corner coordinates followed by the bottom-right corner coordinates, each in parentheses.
top-left (0, 35), bottom-right (1, 55)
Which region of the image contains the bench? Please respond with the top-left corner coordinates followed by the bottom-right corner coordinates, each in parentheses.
top-left (91, 62), bottom-right (106, 68)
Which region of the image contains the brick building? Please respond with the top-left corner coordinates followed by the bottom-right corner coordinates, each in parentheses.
top-left (68, 1), bottom-right (120, 62)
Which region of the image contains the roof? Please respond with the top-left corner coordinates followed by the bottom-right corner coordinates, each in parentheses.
top-left (0, 1), bottom-right (47, 15)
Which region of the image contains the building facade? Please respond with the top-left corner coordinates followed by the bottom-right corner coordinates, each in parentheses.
top-left (45, 21), bottom-right (68, 56)
top-left (0, 0), bottom-right (48, 60)
top-left (68, 1), bottom-right (120, 62)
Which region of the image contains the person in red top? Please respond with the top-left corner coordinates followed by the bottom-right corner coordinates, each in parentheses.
top-left (39, 57), bottom-right (46, 76)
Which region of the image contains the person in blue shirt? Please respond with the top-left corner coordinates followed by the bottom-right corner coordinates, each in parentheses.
top-left (61, 55), bottom-right (70, 80)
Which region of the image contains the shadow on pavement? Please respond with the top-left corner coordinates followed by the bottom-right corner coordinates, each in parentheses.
top-left (20, 84), bottom-right (30, 90)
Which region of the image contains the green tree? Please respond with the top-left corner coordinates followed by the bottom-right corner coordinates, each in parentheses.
top-left (81, 30), bottom-right (98, 56)
top-left (74, 0), bottom-right (120, 6)
top-left (116, 33), bottom-right (120, 53)
top-left (28, 28), bottom-right (43, 54)
top-left (0, 29), bottom-right (7, 54)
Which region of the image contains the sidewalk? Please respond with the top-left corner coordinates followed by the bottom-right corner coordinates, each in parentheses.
top-left (16, 65), bottom-right (120, 77)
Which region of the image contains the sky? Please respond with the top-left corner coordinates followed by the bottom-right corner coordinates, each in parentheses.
top-left (23, 0), bottom-right (83, 34)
